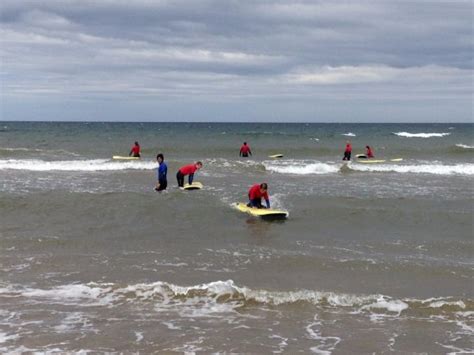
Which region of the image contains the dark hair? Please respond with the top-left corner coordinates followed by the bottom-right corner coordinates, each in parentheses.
top-left (135, 141), bottom-right (139, 145)
top-left (196, 161), bottom-right (203, 166)
top-left (157, 153), bottom-right (164, 160)
top-left (260, 183), bottom-right (268, 190)
top-left (243, 142), bottom-right (247, 144)
top-left (366, 145), bottom-right (370, 149)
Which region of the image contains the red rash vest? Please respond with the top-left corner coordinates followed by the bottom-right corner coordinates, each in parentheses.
top-left (248, 184), bottom-right (269, 200)
top-left (179, 164), bottom-right (198, 175)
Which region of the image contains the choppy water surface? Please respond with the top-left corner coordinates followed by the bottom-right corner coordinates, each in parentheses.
top-left (1, 122), bottom-right (473, 353)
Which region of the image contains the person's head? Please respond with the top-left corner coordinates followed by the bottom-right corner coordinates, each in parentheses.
top-left (243, 142), bottom-right (247, 145)
top-left (135, 141), bottom-right (139, 146)
top-left (156, 153), bottom-right (164, 163)
top-left (366, 145), bottom-right (370, 149)
top-left (195, 161), bottom-right (203, 169)
top-left (260, 182), bottom-right (268, 193)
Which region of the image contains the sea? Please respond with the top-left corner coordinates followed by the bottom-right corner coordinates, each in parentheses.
top-left (0, 122), bottom-right (473, 353)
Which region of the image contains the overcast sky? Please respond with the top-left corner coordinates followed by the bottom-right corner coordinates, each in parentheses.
top-left (0, 0), bottom-right (472, 122)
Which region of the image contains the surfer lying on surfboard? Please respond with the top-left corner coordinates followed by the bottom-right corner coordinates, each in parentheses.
top-left (247, 183), bottom-right (270, 209)
top-left (176, 161), bottom-right (203, 188)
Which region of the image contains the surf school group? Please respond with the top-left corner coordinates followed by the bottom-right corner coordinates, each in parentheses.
top-left (119, 141), bottom-right (272, 213)
top-left (118, 140), bottom-right (384, 216)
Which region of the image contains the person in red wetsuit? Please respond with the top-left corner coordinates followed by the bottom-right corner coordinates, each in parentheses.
top-left (239, 142), bottom-right (252, 157)
top-left (365, 145), bottom-right (374, 158)
top-left (129, 141), bottom-right (141, 157)
top-left (342, 141), bottom-right (352, 161)
top-left (247, 183), bottom-right (270, 209)
top-left (176, 161), bottom-right (203, 187)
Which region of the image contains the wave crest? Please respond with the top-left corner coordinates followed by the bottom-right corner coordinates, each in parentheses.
top-left (0, 159), bottom-right (157, 171)
top-left (393, 132), bottom-right (451, 138)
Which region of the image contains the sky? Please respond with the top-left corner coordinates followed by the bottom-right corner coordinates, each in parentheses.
top-left (0, 0), bottom-right (472, 122)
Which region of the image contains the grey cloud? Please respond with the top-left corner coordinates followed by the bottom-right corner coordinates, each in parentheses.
top-left (0, 0), bottom-right (472, 121)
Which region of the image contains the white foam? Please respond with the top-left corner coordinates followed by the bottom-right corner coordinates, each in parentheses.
top-left (456, 144), bottom-right (474, 149)
top-left (21, 283), bottom-right (114, 305)
top-left (264, 160), bottom-right (339, 175)
top-left (0, 159), bottom-right (157, 171)
top-left (306, 315), bottom-right (341, 354)
top-left (351, 163), bottom-right (474, 176)
top-left (393, 132), bottom-right (451, 138)
top-left (0, 332), bottom-right (19, 344)
top-left (428, 300), bottom-right (466, 309)
top-left (341, 132), bottom-right (356, 137)
top-left (362, 296), bottom-right (408, 315)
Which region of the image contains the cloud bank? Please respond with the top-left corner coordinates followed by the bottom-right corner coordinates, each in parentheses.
top-left (0, 0), bottom-right (472, 121)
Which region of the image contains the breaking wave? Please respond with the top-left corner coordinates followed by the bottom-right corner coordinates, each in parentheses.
top-left (1, 280), bottom-right (471, 318)
top-left (393, 132), bottom-right (451, 138)
top-left (0, 159), bottom-right (157, 171)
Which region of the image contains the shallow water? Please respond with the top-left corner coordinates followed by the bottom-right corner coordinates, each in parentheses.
top-left (0, 122), bottom-right (473, 353)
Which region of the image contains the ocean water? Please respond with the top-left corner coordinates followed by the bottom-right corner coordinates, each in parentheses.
top-left (0, 122), bottom-right (473, 353)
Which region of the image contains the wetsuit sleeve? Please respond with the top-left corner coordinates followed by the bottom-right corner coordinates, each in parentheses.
top-left (262, 191), bottom-right (270, 208)
top-left (188, 173), bottom-right (194, 184)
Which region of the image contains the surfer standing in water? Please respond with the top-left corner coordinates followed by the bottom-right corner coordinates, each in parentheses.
top-left (239, 142), bottom-right (252, 157)
top-left (342, 141), bottom-right (352, 161)
top-left (155, 153), bottom-right (167, 192)
top-left (129, 141), bottom-right (141, 157)
top-left (176, 161), bottom-right (203, 187)
top-left (247, 183), bottom-right (270, 209)
top-left (365, 145), bottom-right (374, 158)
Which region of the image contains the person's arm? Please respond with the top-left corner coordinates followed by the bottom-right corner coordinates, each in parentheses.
top-left (188, 173), bottom-right (194, 184)
top-left (265, 198), bottom-right (270, 208)
top-left (249, 149), bottom-right (252, 156)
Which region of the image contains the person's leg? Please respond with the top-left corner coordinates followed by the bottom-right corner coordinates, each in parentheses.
top-left (157, 179), bottom-right (167, 191)
top-left (176, 172), bottom-right (184, 187)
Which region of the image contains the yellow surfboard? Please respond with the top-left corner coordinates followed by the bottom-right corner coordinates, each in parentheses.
top-left (112, 156), bottom-right (140, 160)
top-left (180, 182), bottom-right (203, 190)
top-left (357, 159), bottom-right (386, 164)
top-left (357, 158), bottom-right (403, 164)
top-left (234, 202), bottom-right (288, 219)
top-left (269, 154), bottom-right (284, 158)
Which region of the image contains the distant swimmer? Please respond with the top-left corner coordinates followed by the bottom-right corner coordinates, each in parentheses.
top-left (342, 141), bottom-right (352, 161)
top-left (176, 161), bottom-right (203, 187)
top-left (240, 142), bottom-right (252, 157)
top-left (247, 183), bottom-right (270, 209)
top-left (366, 145), bottom-right (374, 158)
top-left (155, 153), bottom-right (167, 192)
top-left (129, 141), bottom-right (141, 158)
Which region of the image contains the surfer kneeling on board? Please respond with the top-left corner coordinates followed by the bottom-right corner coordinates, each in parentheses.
top-left (239, 142), bottom-right (252, 157)
top-left (247, 183), bottom-right (270, 209)
top-left (176, 161), bottom-right (203, 187)
top-left (129, 141), bottom-right (141, 157)
top-left (365, 145), bottom-right (374, 158)
top-left (342, 141), bottom-right (352, 161)
top-left (155, 153), bottom-right (168, 192)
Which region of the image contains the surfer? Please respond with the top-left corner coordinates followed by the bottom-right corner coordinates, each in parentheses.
top-left (342, 141), bottom-right (352, 161)
top-left (129, 141), bottom-right (141, 158)
top-left (155, 153), bottom-right (167, 192)
top-left (239, 142), bottom-right (252, 157)
top-left (365, 145), bottom-right (374, 158)
top-left (176, 161), bottom-right (203, 187)
top-left (247, 183), bottom-right (270, 209)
